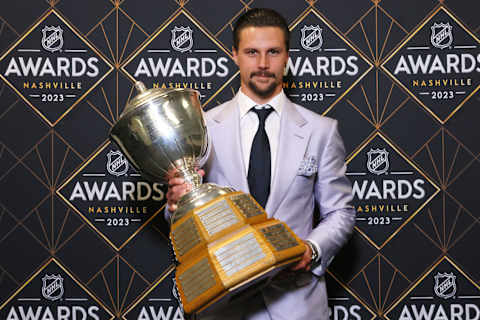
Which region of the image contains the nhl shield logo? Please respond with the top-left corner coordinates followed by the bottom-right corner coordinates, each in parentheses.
top-left (434, 272), bottom-right (456, 299)
top-left (430, 22), bottom-right (453, 49)
top-left (367, 149), bottom-right (389, 175)
top-left (41, 26), bottom-right (64, 52)
top-left (106, 150), bottom-right (129, 177)
top-left (171, 26), bottom-right (193, 53)
top-left (301, 25), bottom-right (323, 52)
top-left (41, 274), bottom-right (64, 301)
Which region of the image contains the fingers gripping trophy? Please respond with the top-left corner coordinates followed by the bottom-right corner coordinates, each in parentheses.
top-left (110, 82), bottom-right (305, 316)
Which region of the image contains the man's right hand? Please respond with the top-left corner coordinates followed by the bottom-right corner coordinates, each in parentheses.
top-left (166, 169), bottom-right (205, 213)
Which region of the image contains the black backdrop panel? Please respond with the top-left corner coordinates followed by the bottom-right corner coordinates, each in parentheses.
top-left (0, 1), bottom-right (479, 319)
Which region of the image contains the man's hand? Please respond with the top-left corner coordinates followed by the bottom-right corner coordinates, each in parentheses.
top-left (290, 240), bottom-right (313, 272)
top-left (166, 169), bottom-right (205, 213)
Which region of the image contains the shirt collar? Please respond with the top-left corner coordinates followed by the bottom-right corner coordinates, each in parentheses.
top-left (237, 89), bottom-right (285, 119)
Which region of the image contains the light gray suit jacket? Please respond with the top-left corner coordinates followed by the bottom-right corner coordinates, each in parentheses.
top-left (199, 93), bottom-right (356, 320)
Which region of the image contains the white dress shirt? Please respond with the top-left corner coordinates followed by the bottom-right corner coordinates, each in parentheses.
top-left (237, 89), bottom-right (284, 180)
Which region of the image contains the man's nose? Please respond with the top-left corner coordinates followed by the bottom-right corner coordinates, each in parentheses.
top-left (258, 53), bottom-right (269, 69)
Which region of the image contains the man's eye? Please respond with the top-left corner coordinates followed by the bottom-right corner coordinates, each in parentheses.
top-left (269, 49), bottom-right (279, 55)
top-left (247, 50), bottom-right (256, 55)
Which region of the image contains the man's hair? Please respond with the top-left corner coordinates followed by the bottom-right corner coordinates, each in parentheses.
top-left (233, 8), bottom-right (290, 51)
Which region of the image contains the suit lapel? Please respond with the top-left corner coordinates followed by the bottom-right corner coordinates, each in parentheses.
top-left (267, 101), bottom-right (311, 216)
top-left (210, 97), bottom-right (249, 192)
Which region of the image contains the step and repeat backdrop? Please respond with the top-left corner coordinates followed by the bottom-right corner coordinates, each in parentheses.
top-left (0, 0), bottom-right (479, 319)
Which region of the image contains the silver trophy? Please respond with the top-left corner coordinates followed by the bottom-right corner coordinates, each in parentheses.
top-left (110, 82), bottom-right (232, 224)
top-left (110, 82), bottom-right (305, 315)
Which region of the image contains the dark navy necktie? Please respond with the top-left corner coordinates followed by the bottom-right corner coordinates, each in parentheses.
top-left (247, 106), bottom-right (274, 208)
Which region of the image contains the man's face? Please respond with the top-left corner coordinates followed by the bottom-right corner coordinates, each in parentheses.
top-left (232, 26), bottom-right (289, 103)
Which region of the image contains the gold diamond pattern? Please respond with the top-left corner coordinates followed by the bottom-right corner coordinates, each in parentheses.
top-left (382, 6), bottom-right (480, 124)
top-left (0, 9), bottom-right (114, 127)
top-left (346, 132), bottom-right (440, 249)
top-left (0, 258), bottom-right (114, 319)
top-left (0, 1), bottom-right (478, 318)
top-left (384, 256), bottom-right (480, 320)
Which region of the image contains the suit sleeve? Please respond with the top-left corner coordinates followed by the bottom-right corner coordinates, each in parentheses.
top-left (309, 120), bottom-right (356, 277)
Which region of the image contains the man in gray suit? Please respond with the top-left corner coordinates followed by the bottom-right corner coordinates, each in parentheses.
top-left (167, 8), bottom-right (355, 320)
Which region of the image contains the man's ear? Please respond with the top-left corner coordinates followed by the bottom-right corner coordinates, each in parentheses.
top-left (232, 47), bottom-right (239, 66)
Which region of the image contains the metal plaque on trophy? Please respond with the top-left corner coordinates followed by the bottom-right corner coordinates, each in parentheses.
top-left (109, 82), bottom-right (305, 316)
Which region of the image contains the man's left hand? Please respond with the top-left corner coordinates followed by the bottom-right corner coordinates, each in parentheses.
top-left (290, 240), bottom-right (313, 272)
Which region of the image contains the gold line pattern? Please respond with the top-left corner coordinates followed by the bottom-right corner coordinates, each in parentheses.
top-left (0, 16), bottom-right (19, 36)
top-left (0, 1), bottom-right (478, 318)
top-left (385, 256), bottom-right (480, 319)
top-left (326, 270), bottom-right (377, 320)
top-left (0, 264), bottom-right (19, 287)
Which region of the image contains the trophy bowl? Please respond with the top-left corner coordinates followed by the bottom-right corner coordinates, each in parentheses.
top-left (109, 82), bottom-right (305, 316)
top-left (109, 82), bottom-right (207, 185)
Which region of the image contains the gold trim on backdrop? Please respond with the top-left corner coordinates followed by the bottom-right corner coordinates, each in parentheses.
top-left (381, 6), bottom-right (480, 124)
top-left (289, 7), bottom-right (374, 116)
top-left (119, 9), bottom-right (240, 108)
top-left (0, 258), bottom-right (115, 319)
top-left (56, 141), bottom-right (166, 251)
top-left (0, 8), bottom-right (114, 127)
top-left (326, 270), bottom-right (378, 320)
top-left (121, 265), bottom-right (176, 320)
top-left (384, 255), bottom-right (480, 320)
top-left (0, 3), bottom-right (477, 320)
top-left (346, 131), bottom-right (441, 250)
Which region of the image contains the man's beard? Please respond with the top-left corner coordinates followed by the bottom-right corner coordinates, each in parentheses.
top-left (248, 71), bottom-right (279, 99)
